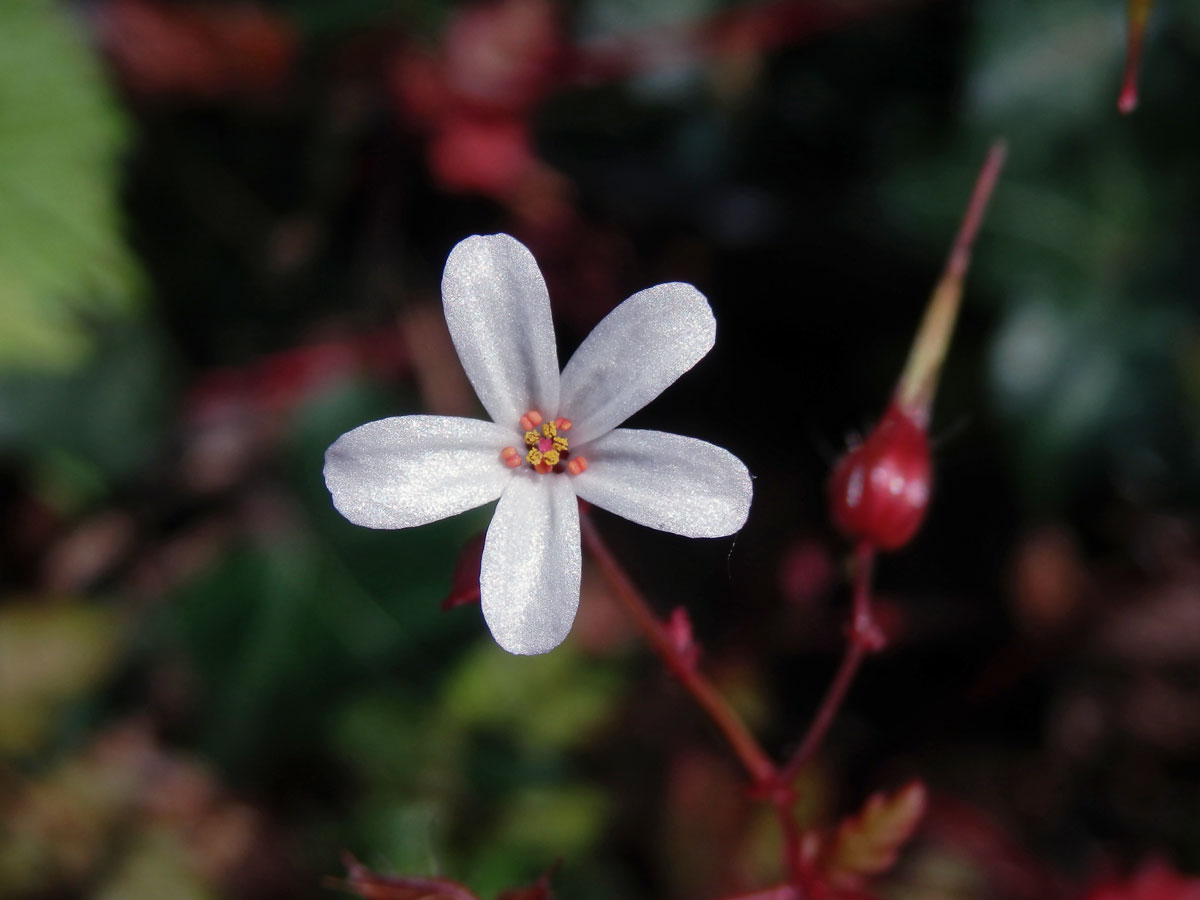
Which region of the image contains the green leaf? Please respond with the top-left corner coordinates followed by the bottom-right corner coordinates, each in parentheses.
top-left (440, 642), bottom-right (622, 751)
top-left (0, 600), bottom-right (122, 756)
top-left (0, 0), bottom-right (138, 370)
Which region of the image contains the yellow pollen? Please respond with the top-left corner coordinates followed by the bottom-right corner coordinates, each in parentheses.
top-left (524, 431), bottom-right (540, 446)
top-left (542, 449), bottom-right (560, 466)
top-left (526, 448), bottom-right (543, 465)
top-left (542, 422), bottom-right (556, 438)
top-left (552, 436), bottom-right (568, 452)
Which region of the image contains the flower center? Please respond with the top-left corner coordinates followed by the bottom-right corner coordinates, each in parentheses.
top-left (500, 410), bottom-right (589, 475)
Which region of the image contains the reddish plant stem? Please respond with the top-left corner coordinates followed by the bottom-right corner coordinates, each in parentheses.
top-left (580, 515), bottom-right (885, 894)
top-left (1118, 0), bottom-right (1154, 114)
top-left (780, 542), bottom-right (878, 784)
top-left (579, 512), bottom-right (777, 786)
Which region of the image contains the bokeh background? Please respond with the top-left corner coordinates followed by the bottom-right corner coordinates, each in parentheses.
top-left (2, 1), bottom-right (1199, 898)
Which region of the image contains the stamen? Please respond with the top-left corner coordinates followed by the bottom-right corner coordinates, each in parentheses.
top-left (512, 410), bottom-right (576, 474)
top-left (567, 457), bottom-right (589, 475)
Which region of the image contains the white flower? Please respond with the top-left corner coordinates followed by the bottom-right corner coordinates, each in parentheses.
top-left (324, 234), bottom-right (752, 655)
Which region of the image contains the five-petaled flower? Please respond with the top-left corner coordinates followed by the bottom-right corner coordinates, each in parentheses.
top-left (324, 234), bottom-right (752, 654)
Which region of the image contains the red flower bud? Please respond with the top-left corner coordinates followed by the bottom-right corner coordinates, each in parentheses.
top-left (828, 402), bottom-right (931, 551)
top-left (827, 143), bottom-right (1005, 553)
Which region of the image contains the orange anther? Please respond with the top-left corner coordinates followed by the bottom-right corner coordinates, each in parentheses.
top-left (554, 417), bottom-right (572, 432)
top-left (534, 462), bottom-right (553, 474)
top-left (519, 409), bottom-right (543, 429)
top-left (500, 446), bottom-right (522, 468)
top-left (567, 457), bottom-right (589, 475)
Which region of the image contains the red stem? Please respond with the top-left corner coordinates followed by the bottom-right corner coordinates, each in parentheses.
top-left (780, 543), bottom-right (877, 784)
top-left (945, 141), bottom-right (1008, 281)
top-left (1118, 0), bottom-right (1153, 114)
top-left (579, 513), bottom-right (813, 891)
top-left (579, 512), bottom-right (777, 787)
top-left (580, 516), bottom-right (882, 894)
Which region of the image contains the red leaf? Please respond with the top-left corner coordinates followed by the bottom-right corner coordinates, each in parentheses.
top-left (494, 863), bottom-right (558, 900)
top-left (441, 532), bottom-right (485, 610)
top-left (1084, 861), bottom-right (1200, 900)
top-left (343, 855), bottom-right (481, 900)
top-left (821, 781), bottom-right (927, 888)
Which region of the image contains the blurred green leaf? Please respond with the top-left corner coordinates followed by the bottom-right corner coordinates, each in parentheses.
top-left (0, 600), bottom-right (121, 757)
top-left (0, 322), bottom-right (174, 498)
top-left (468, 786), bottom-right (608, 896)
top-left (441, 643), bottom-right (622, 751)
top-left (0, 0), bottom-right (138, 370)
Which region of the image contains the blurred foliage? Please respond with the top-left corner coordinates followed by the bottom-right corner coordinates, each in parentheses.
top-left (0, 0), bottom-right (1199, 898)
top-left (0, 0), bottom-right (137, 370)
top-left (0, 600), bottom-right (121, 756)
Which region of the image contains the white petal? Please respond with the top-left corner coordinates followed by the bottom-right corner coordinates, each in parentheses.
top-left (441, 234), bottom-right (560, 427)
top-left (481, 473), bottom-right (581, 655)
top-left (559, 282), bottom-right (715, 445)
top-left (324, 415), bottom-right (513, 529)
top-left (572, 429), bottom-right (752, 538)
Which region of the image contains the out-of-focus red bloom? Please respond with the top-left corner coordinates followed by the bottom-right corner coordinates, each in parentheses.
top-left (428, 114), bottom-right (536, 196)
top-left (93, 0), bottom-right (295, 100)
top-left (1083, 863), bottom-right (1200, 900)
top-left (441, 532), bottom-right (485, 610)
top-left (440, 0), bottom-right (560, 114)
top-left (388, 0), bottom-right (562, 200)
top-left (184, 332), bottom-right (409, 425)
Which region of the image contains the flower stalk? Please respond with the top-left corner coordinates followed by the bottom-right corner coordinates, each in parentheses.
top-left (579, 144), bottom-right (1006, 896)
top-left (1118, 0), bottom-right (1154, 114)
top-left (894, 140), bottom-right (1007, 424)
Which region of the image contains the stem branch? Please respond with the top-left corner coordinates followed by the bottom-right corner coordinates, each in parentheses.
top-left (781, 543), bottom-right (877, 784)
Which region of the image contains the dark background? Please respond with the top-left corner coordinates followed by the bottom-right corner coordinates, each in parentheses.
top-left (1, 1), bottom-right (1198, 898)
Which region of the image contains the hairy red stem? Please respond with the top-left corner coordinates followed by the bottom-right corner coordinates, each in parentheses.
top-left (579, 512), bottom-right (777, 786)
top-left (780, 543), bottom-right (877, 784)
top-left (579, 512), bottom-right (816, 891)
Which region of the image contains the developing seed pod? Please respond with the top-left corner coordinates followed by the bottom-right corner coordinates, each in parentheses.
top-left (828, 143), bottom-right (1006, 552)
top-left (829, 403), bottom-right (931, 551)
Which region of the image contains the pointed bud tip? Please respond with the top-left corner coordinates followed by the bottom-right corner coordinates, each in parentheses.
top-left (1118, 84), bottom-right (1139, 114)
